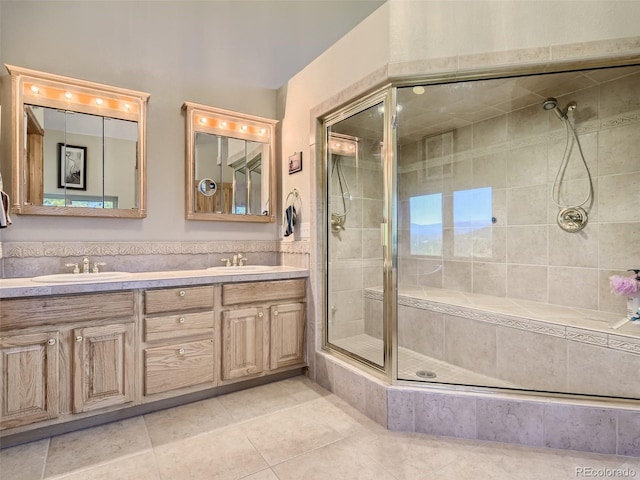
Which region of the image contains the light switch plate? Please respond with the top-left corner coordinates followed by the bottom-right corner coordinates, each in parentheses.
top-left (300, 222), bottom-right (310, 238)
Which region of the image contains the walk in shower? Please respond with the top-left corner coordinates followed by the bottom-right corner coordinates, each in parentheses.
top-left (325, 63), bottom-right (640, 400)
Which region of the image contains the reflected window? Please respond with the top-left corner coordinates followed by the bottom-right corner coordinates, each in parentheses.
top-left (410, 193), bottom-right (443, 256)
top-left (453, 187), bottom-right (492, 258)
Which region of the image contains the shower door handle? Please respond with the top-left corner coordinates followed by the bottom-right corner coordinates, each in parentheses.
top-left (380, 223), bottom-right (388, 246)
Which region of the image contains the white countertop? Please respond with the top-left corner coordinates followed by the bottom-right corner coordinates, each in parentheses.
top-left (0, 266), bottom-right (309, 298)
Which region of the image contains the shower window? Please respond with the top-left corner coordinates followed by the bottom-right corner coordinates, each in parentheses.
top-left (409, 193), bottom-right (442, 256)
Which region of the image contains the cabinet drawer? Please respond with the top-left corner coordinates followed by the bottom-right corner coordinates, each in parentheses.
top-left (222, 279), bottom-right (306, 306)
top-left (144, 286), bottom-right (214, 314)
top-left (144, 312), bottom-right (214, 342)
top-left (144, 339), bottom-right (214, 395)
top-left (0, 292), bottom-right (134, 331)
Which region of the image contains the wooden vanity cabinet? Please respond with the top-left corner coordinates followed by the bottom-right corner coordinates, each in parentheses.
top-left (142, 286), bottom-right (216, 396)
top-left (220, 279), bottom-right (306, 383)
top-left (0, 291), bottom-right (135, 430)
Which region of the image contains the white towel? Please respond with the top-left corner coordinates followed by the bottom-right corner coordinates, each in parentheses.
top-left (0, 191), bottom-right (12, 228)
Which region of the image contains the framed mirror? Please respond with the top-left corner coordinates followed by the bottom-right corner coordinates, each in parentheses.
top-left (183, 102), bottom-right (277, 222)
top-left (6, 65), bottom-right (150, 218)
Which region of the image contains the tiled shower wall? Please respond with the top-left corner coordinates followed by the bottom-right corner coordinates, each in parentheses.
top-left (397, 70), bottom-right (640, 315)
top-left (328, 139), bottom-right (384, 340)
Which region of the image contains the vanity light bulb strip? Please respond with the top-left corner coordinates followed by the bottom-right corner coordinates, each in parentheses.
top-left (23, 82), bottom-right (139, 114)
top-left (195, 115), bottom-right (270, 137)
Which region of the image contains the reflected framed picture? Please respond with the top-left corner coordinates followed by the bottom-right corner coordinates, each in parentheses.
top-left (58, 143), bottom-right (87, 190)
top-left (288, 152), bottom-right (302, 175)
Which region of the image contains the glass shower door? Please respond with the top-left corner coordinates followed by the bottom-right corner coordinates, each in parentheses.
top-left (326, 98), bottom-right (387, 369)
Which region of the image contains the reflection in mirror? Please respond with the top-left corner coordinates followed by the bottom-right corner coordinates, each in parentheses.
top-left (7, 64), bottom-right (149, 218)
top-left (184, 102), bottom-right (277, 223)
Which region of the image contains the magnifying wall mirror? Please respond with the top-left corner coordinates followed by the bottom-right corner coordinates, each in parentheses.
top-left (183, 102), bottom-right (277, 222)
top-left (6, 65), bottom-right (150, 218)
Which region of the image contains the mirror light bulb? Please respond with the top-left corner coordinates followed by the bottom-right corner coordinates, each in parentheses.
top-left (220, 121), bottom-right (227, 127)
top-left (95, 98), bottom-right (103, 105)
top-left (31, 86), bottom-right (39, 94)
top-left (65, 92), bottom-right (72, 99)
top-left (240, 125), bottom-right (248, 132)
top-left (260, 128), bottom-right (267, 135)
top-left (124, 104), bottom-right (130, 111)
top-left (199, 118), bottom-right (207, 124)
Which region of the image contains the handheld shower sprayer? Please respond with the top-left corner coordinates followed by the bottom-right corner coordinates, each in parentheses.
top-left (542, 98), bottom-right (577, 121)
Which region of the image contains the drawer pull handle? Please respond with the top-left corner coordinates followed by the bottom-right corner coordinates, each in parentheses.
top-left (179, 317), bottom-right (186, 324)
top-left (179, 290), bottom-right (186, 297)
top-left (75, 335), bottom-right (83, 342)
top-left (258, 311), bottom-right (263, 317)
top-left (179, 348), bottom-right (185, 355)
top-left (48, 338), bottom-right (56, 345)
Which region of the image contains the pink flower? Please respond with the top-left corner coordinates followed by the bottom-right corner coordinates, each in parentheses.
top-left (609, 275), bottom-right (640, 297)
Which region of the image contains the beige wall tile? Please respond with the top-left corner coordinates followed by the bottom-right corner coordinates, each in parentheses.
top-left (598, 269), bottom-right (628, 314)
top-left (496, 327), bottom-right (566, 392)
top-left (598, 122), bottom-right (640, 175)
top-left (473, 262), bottom-right (506, 297)
top-left (507, 225), bottom-right (548, 265)
top-left (398, 305), bottom-right (444, 358)
top-left (387, 388), bottom-right (415, 432)
top-left (444, 314), bottom-right (496, 376)
top-left (506, 144), bottom-right (548, 188)
top-left (566, 341), bottom-right (640, 398)
top-left (599, 72), bottom-right (640, 118)
top-left (364, 297), bottom-right (383, 339)
top-left (329, 265), bottom-right (363, 292)
top-left (443, 260), bottom-right (473, 292)
top-left (548, 266), bottom-right (598, 310)
top-left (599, 172), bottom-right (640, 222)
top-left (414, 392), bottom-right (477, 439)
top-left (548, 223), bottom-right (598, 268)
top-left (473, 114), bottom-right (508, 149)
top-left (508, 104), bottom-right (549, 141)
top-left (599, 222), bottom-right (640, 270)
top-left (618, 410), bottom-right (640, 457)
top-left (507, 184), bottom-right (548, 225)
top-left (506, 264), bottom-right (548, 302)
top-left (473, 151), bottom-right (507, 189)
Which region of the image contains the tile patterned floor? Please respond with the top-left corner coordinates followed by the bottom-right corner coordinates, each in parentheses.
top-left (1, 376), bottom-right (638, 480)
top-left (332, 334), bottom-right (520, 388)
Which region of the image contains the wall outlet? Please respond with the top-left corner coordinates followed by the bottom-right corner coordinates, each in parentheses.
top-left (300, 222), bottom-right (310, 238)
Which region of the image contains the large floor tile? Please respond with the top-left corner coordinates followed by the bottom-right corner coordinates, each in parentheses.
top-left (144, 396), bottom-right (234, 446)
top-left (241, 399), bottom-right (344, 465)
top-left (352, 430), bottom-right (481, 480)
top-left (43, 417), bottom-right (152, 478)
top-left (468, 442), bottom-right (628, 480)
top-left (239, 468), bottom-right (280, 480)
top-left (217, 382), bottom-right (301, 422)
top-left (275, 375), bottom-right (331, 402)
top-left (49, 451), bottom-right (160, 480)
top-left (154, 425), bottom-right (267, 480)
top-left (0, 438), bottom-right (49, 480)
top-left (272, 437), bottom-right (397, 480)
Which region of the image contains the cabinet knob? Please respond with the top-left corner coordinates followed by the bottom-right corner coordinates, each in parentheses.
top-left (47, 338), bottom-right (56, 345)
top-left (258, 311), bottom-right (263, 317)
top-left (179, 348), bottom-right (185, 355)
top-left (75, 335), bottom-right (83, 342)
top-left (273, 310), bottom-right (278, 316)
top-left (179, 290), bottom-right (186, 297)
top-left (179, 317), bottom-right (186, 324)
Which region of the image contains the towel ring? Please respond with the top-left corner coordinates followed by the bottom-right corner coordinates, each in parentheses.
top-left (285, 188), bottom-right (302, 213)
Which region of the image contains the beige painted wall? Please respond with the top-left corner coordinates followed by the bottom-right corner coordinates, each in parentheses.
top-left (0, 1), bottom-right (278, 242)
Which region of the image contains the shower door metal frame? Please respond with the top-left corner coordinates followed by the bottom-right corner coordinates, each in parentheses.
top-left (322, 86), bottom-right (397, 380)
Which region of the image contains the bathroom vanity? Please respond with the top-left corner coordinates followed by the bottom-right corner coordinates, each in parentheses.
top-left (0, 267), bottom-right (307, 446)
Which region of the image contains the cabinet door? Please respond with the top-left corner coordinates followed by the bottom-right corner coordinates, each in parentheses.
top-left (73, 323), bottom-right (134, 413)
top-left (221, 307), bottom-right (264, 381)
top-left (270, 303), bottom-right (305, 370)
top-left (0, 331), bottom-right (59, 430)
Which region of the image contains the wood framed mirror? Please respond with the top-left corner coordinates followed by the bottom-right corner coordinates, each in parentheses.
top-left (183, 102), bottom-right (277, 223)
top-left (6, 65), bottom-right (150, 218)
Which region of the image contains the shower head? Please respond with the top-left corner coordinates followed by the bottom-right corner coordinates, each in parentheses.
top-left (542, 97), bottom-right (566, 120)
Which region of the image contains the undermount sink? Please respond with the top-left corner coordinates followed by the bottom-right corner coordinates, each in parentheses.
top-left (206, 265), bottom-right (273, 274)
top-left (31, 272), bottom-right (132, 283)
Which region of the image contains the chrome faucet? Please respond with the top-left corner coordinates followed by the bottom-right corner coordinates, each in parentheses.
top-left (92, 262), bottom-right (107, 273)
top-left (237, 253), bottom-right (246, 266)
top-left (232, 254), bottom-right (238, 266)
top-left (82, 256), bottom-right (91, 273)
